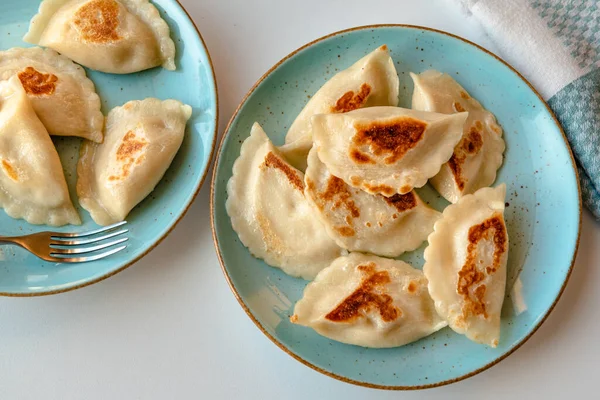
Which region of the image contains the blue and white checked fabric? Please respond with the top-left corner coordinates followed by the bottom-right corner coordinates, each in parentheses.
top-left (454, 0), bottom-right (600, 218)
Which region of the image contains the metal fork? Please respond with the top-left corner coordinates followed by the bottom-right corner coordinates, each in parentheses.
top-left (0, 221), bottom-right (129, 263)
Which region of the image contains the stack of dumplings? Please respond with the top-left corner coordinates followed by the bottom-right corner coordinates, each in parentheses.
top-left (227, 124), bottom-right (343, 280)
top-left (227, 45), bottom-right (510, 349)
top-left (0, 0), bottom-right (191, 227)
top-left (0, 75), bottom-right (81, 226)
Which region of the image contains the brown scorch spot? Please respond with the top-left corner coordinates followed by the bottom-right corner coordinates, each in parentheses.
top-left (18, 67), bottom-right (58, 96)
top-left (351, 117), bottom-right (427, 165)
top-left (331, 83), bottom-right (372, 113)
top-left (456, 213), bottom-right (507, 319)
top-left (262, 152), bottom-right (304, 191)
top-left (326, 262), bottom-right (401, 323)
top-left (74, 0), bottom-right (122, 44)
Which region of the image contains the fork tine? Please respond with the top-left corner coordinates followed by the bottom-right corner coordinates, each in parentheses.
top-left (50, 237), bottom-right (128, 255)
top-left (50, 245), bottom-right (128, 263)
top-left (51, 221), bottom-right (127, 239)
top-left (51, 229), bottom-right (128, 246)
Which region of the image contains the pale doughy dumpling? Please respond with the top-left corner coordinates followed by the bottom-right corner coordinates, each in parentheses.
top-left (24, 0), bottom-right (176, 74)
top-left (411, 70), bottom-right (505, 203)
top-left (423, 184), bottom-right (508, 347)
top-left (312, 106), bottom-right (468, 196)
top-left (282, 45), bottom-right (399, 166)
top-left (304, 146), bottom-right (440, 257)
top-left (77, 98), bottom-right (190, 225)
top-left (0, 76), bottom-right (80, 226)
top-left (278, 135), bottom-right (312, 172)
top-left (0, 47), bottom-right (103, 142)
top-left (226, 123), bottom-right (343, 280)
top-left (292, 253), bottom-right (447, 348)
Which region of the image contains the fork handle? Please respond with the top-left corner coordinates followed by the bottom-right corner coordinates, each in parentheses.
top-left (0, 236), bottom-right (19, 245)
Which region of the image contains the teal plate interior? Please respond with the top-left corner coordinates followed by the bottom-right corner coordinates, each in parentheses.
top-left (0, 0), bottom-right (218, 295)
top-left (212, 25), bottom-right (581, 389)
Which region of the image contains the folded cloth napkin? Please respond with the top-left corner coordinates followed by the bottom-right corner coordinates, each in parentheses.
top-left (453, 0), bottom-right (600, 218)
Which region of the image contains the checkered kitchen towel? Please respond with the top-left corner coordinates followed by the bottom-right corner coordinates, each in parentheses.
top-left (454, 0), bottom-right (600, 218)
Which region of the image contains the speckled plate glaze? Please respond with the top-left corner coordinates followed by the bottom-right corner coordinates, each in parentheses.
top-left (212, 25), bottom-right (581, 389)
top-left (0, 0), bottom-right (218, 296)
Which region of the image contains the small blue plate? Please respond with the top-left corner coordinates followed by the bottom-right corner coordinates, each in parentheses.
top-left (0, 0), bottom-right (218, 295)
top-left (211, 25), bottom-right (581, 389)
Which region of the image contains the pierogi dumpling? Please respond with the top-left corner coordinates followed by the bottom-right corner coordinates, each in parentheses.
top-left (0, 76), bottom-right (80, 226)
top-left (424, 184), bottom-right (509, 347)
top-left (304, 146), bottom-right (440, 257)
top-left (77, 98), bottom-right (190, 225)
top-left (311, 106), bottom-right (468, 196)
top-left (281, 45), bottom-right (399, 168)
top-left (226, 123), bottom-right (343, 280)
top-left (411, 70), bottom-right (505, 203)
top-left (24, 0), bottom-right (176, 74)
top-left (0, 47), bottom-right (103, 142)
top-left (292, 253), bottom-right (447, 348)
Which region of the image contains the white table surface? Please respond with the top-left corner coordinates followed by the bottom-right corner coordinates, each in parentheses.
top-left (1, 0), bottom-right (598, 398)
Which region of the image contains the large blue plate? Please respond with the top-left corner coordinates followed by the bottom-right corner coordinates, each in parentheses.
top-left (211, 25), bottom-right (581, 389)
top-left (0, 0), bottom-right (218, 295)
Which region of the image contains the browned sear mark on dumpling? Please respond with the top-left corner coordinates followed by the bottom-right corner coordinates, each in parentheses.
top-left (18, 67), bottom-right (58, 96)
top-left (335, 226), bottom-right (356, 237)
top-left (349, 149), bottom-right (375, 164)
top-left (457, 213), bottom-right (507, 319)
top-left (448, 122), bottom-right (484, 190)
top-left (331, 83), bottom-right (372, 113)
top-left (460, 90), bottom-right (470, 100)
top-left (116, 131), bottom-right (147, 161)
top-left (326, 262), bottom-right (401, 323)
top-left (318, 176), bottom-right (360, 217)
top-left (308, 175), bottom-right (360, 236)
top-left (383, 192), bottom-right (416, 212)
top-left (463, 127), bottom-right (483, 154)
top-left (262, 152), bottom-right (304, 191)
top-left (108, 130), bottom-right (148, 181)
top-left (351, 117), bottom-right (427, 165)
top-left (453, 101), bottom-right (466, 112)
top-left (1, 160), bottom-right (18, 181)
top-left (407, 281), bottom-right (418, 294)
top-left (74, 0), bottom-right (122, 43)
top-left (363, 182), bottom-right (395, 196)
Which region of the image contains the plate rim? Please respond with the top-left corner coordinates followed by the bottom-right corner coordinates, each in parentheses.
top-left (0, 0), bottom-right (220, 297)
top-left (210, 24), bottom-right (582, 390)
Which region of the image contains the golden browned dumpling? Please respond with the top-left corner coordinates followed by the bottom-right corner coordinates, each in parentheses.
top-left (0, 47), bottom-right (103, 142)
top-left (280, 45), bottom-right (400, 170)
top-left (77, 98), bottom-right (190, 225)
top-left (0, 76), bottom-right (80, 226)
top-left (311, 106), bottom-right (468, 196)
top-left (24, 0), bottom-right (176, 74)
top-left (292, 253), bottom-right (447, 348)
top-left (226, 123), bottom-right (343, 280)
top-left (411, 70), bottom-right (505, 203)
top-left (424, 184), bottom-right (508, 347)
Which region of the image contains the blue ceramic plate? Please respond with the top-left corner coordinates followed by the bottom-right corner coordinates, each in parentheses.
top-left (0, 0), bottom-right (218, 295)
top-left (212, 25), bottom-right (581, 389)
